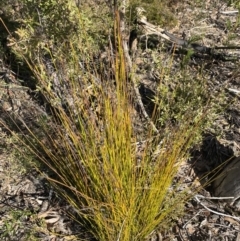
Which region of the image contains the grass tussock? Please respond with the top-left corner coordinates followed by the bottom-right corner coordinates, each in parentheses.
top-left (1, 1), bottom-right (222, 240)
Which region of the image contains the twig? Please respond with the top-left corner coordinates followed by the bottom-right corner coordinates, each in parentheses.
top-left (227, 88), bottom-right (240, 95)
top-left (196, 194), bottom-right (234, 200)
top-left (183, 210), bottom-right (204, 229)
top-left (194, 195), bottom-right (240, 222)
top-left (117, 10), bottom-right (159, 133)
top-left (0, 84), bottom-right (29, 90)
top-left (220, 10), bottom-right (239, 15)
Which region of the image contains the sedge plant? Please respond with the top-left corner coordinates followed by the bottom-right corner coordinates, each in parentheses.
top-left (1, 2), bottom-right (221, 241)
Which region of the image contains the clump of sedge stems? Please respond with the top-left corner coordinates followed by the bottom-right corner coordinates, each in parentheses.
top-left (3, 6), bottom-right (215, 241)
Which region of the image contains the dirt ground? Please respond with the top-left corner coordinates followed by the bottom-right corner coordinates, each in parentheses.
top-left (1, 0), bottom-right (240, 240)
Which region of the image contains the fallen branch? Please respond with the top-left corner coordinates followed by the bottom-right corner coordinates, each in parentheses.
top-left (136, 7), bottom-right (240, 60)
top-left (117, 10), bottom-right (159, 134)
